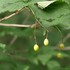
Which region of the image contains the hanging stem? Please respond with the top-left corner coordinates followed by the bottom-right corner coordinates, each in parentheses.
top-left (55, 26), bottom-right (63, 42)
top-left (34, 22), bottom-right (37, 44)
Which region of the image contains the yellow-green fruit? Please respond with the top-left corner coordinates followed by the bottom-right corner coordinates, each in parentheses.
top-left (59, 43), bottom-right (64, 49)
top-left (34, 44), bottom-right (39, 51)
top-left (57, 53), bottom-right (62, 59)
top-left (44, 38), bottom-right (49, 46)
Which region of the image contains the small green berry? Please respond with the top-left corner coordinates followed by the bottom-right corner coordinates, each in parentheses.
top-left (57, 53), bottom-right (62, 59)
top-left (33, 44), bottom-right (39, 51)
top-left (44, 38), bottom-right (49, 46)
top-left (59, 43), bottom-right (64, 50)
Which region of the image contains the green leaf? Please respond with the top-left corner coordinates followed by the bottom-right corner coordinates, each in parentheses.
top-left (38, 54), bottom-right (52, 65)
top-left (29, 0), bottom-right (46, 3)
top-left (47, 60), bottom-right (60, 70)
top-left (0, 0), bottom-right (26, 13)
top-left (29, 1), bottom-right (70, 29)
top-left (0, 0), bottom-right (47, 14)
top-left (37, 47), bottom-right (55, 65)
top-left (53, 14), bottom-right (70, 30)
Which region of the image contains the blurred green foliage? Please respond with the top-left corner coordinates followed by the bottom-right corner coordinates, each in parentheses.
top-left (0, 0), bottom-right (70, 70)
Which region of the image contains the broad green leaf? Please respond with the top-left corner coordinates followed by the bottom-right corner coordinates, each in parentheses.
top-left (29, 0), bottom-right (47, 3)
top-left (52, 14), bottom-right (70, 30)
top-left (29, 1), bottom-right (70, 29)
top-left (41, 14), bottom-right (70, 30)
top-left (37, 47), bottom-right (55, 65)
top-left (47, 60), bottom-right (60, 70)
top-left (0, 0), bottom-right (26, 13)
top-left (0, 0), bottom-right (46, 14)
top-left (38, 54), bottom-right (52, 65)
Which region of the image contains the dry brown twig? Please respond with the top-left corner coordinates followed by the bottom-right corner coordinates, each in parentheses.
top-left (0, 23), bottom-right (31, 27)
top-left (0, 11), bottom-right (18, 21)
top-left (0, 7), bottom-right (32, 28)
top-left (0, 7), bottom-right (40, 28)
top-left (0, 7), bottom-right (25, 22)
top-left (0, 23), bottom-right (38, 28)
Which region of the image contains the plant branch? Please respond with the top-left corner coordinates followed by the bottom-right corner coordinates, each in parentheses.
top-left (0, 7), bottom-right (26, 22)
top-left (9, 35), bottom-right (18, 47)
top-left (54, 46), bottom-right (70, 51)
top-left (0, 22), bottom-right (40, 28)
top-left (63, 33), bottom-right (70, 43)
top-left (0, 11), bottom-right (19, 21)
top-left (0, 23), bottom-right (32, 28)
